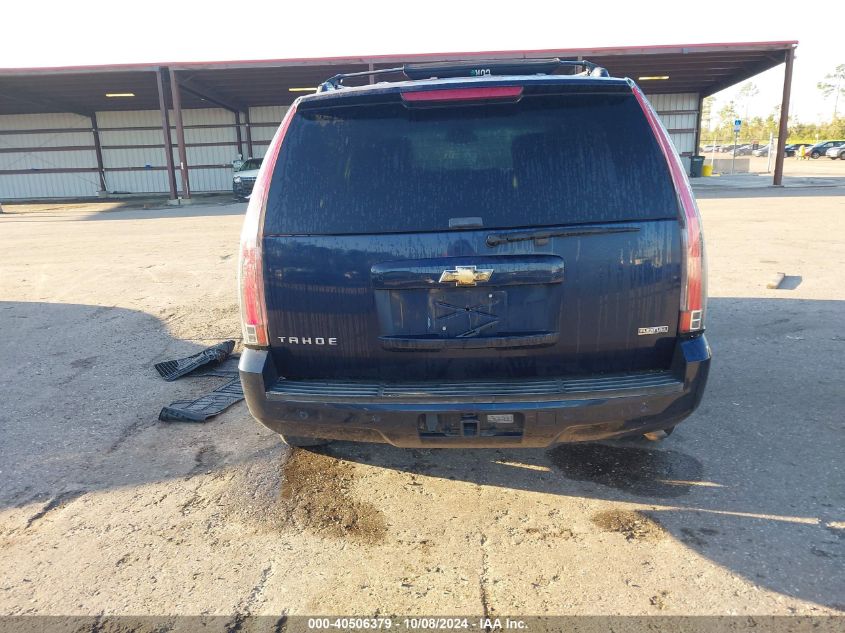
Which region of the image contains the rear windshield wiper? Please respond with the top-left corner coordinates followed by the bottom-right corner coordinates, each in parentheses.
top-left (486, 225), bottom-right (640, 247)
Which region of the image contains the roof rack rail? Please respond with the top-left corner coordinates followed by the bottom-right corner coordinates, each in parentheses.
top-left (317, 58), bottom-right (609, 92)
top-left (317, 65), bottom-right (405, 92)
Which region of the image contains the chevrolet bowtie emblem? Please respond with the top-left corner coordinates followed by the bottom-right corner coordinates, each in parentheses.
top-left (438, 265), bottom-right (494, 287)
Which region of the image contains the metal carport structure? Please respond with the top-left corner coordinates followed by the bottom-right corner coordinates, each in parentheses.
top-left (0, 40), bottom-right (797, 200)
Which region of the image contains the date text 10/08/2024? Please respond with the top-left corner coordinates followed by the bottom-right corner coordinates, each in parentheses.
top-left (306, 618), bottom-right (528, 630)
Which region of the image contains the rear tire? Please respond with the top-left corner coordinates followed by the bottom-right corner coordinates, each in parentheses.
top-left (280, 434), bottom-right (332, 448)
top-left (642, 426), bottom-right (675, 441)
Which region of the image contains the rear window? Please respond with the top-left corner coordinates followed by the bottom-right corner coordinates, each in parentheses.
top-left (264, 92), bottom-right (679, 235)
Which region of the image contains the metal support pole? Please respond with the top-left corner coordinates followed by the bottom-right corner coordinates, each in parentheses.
top-left (90, 112), bottom-right (107, 193)
top-left (156, 68), bottom-right (178, 200)
top-left (732, 129), bottom-right (738, 175)
top-left (369, 62), bottom-right (375, 85)
top-left (168, 68), bottom-right (191, 199)
top-left (693, 94), bottom-right (704, 156)
top-left (766, 131), bottom-right (774, 173)
top-left (234, 111), bottom-right (244, 158)
top-left (244, 108), bottom-right (254, 158)
top-left (773, 47), bottom-right (795, 186)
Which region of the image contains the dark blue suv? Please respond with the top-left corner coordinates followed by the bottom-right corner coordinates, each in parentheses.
top-left (237, 59), bottom-right (710, 448)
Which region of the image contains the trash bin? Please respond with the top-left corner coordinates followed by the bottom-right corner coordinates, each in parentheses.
top-left (689, 155), bottom-right (705, 178)
top-left (702, 164), bottom-right (713, 177)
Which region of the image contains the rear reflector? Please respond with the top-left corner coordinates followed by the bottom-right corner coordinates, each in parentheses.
top-left (238, 102), bottom-right (299, 346)
top-left (631, 82), bottom-right (706, 334)
top-left (401, 86), bottom-right (523, 103)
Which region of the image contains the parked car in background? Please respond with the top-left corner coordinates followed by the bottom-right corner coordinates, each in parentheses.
top-left (753, 144), bottom-right (793, 157)
top-left (233, 157), bottom-right (263, 199)
top-left (807, 140), bottom-right (845, 159)
top-left (824, 144), bottom-right (845, 159)
top-left (720, 143), bottom-right (753, 155)
top-left (237, 58), bottom-right (710, 449)
top-left (784, 143), bottom-right (813, 157)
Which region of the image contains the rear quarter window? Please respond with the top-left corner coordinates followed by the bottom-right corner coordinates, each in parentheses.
top-left (264, 91), bottom-right (679, 235)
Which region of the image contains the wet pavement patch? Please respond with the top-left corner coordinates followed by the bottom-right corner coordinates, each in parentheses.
top-left (546, 442), bottom-right (704, 498)
top-left (280, 448), bottom-right (386, 544)
top-left (591, 509), bottom-right (666, 541)
top-left (70, 356), bottom-right (98, 370)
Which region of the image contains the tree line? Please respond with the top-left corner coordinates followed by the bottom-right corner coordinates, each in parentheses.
top-left (701, 63), bottom-right (845, 144)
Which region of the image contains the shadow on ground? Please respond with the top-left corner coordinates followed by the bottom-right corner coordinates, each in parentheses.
top-left (0, 300), bottom-right (268, 511)
top-left (319, 296), bottom-right (845, 609)
top-left (1, 297), bottom-right (843, 609)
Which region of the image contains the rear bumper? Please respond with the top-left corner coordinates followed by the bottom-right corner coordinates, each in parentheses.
top-left (233, 180), bottom-right (255, 198)
top-left (239, 336), bottom-right (710, 448)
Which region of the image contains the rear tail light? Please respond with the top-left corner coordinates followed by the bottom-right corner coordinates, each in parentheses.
top-left (401, 86), bottom-right (523, 103)
top-left (238, 102), bottom-right (299, 346)
top-left (632, 83), bottom-right (706, 334)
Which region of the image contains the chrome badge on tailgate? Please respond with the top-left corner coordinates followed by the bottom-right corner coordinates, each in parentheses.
top-left (438, 265), bottom-right (494, 287)
top-left (638, 326), bottom-right (670, 336)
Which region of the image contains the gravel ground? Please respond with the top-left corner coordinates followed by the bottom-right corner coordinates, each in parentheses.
top-left (0, 183), bottom-right (843, 617)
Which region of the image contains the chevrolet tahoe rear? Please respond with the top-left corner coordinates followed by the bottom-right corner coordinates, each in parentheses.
top-left (237, 59), bottom-right (711, 448)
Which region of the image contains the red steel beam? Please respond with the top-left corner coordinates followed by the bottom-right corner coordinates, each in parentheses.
top-left (0, 167), bottom-right (99, 175)
top-left (773, 47), bottom-right (795, 186)
top-left (101, 141), bottom-right (240, 150)
top-left (90, 112), bottom-right (107, 192)
top-left (234, 111), bottom-right (244, 158)
top-left (156, 68), bottom-right (178, 200)
top-left (693, 94), bottom-right (704, 156)
top-left (168, 68), bottom-right (191, 199)
top-left (0, 145), bottom-right (95, 153)
top-left (0, 164), bottom-right (239, 176)
top-left (244, 109), bottom-right (254, 158)
top-left (0, 40), bottom-right (798, 76)
top-left (0, 126), bottom-right (96, 135)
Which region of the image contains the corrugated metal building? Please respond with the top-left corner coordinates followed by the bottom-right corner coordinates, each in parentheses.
top-left (0, 107), bottom-right (284, 197)
top-left (0, 42), bottom-right (797, 199)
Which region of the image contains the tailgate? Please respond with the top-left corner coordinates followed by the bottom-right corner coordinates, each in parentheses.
top-left (259, 85), bottom-right (683, 381)
top-left (263, 221), bottom-right (680, 380)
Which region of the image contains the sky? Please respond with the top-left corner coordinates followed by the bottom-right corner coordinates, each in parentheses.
top-left (2, 0), bottom-right (843, 124)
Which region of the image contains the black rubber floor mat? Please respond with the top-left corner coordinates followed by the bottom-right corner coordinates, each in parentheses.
top-left (154, 340), bottom-right (235, 381)
top-left (190, 354), bottom-right (240, 378)
top-left (159, 377), bottom-right (244, 423)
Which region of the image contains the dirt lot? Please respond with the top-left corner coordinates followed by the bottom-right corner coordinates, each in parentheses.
top-left (0, 178), bottom-right (843, 618)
